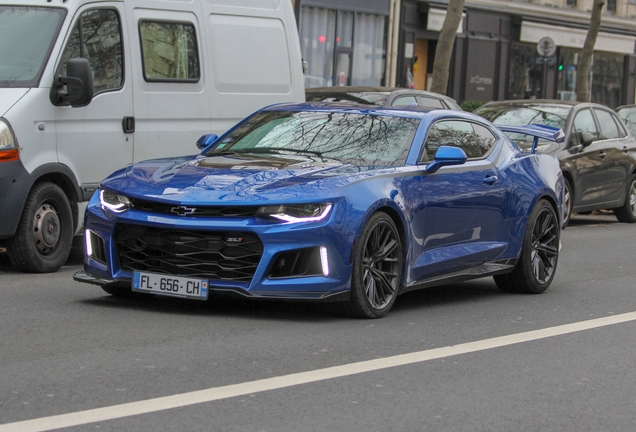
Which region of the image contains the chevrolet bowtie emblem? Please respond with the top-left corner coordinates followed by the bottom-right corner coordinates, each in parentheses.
top-left (171, 205), bottom-right (197, 216)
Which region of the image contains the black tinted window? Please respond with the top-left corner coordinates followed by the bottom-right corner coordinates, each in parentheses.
top-left (423, 120), bottom-right (495, 161)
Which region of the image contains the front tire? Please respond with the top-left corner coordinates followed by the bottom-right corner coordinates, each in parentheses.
top-left (615, 174), bottom-right (636, 223)
top-left (494, 199), bottom-right (560, 294)
top-left (347, 212), bottom-right (403, 319)
top-left (6, 182), bottom-right (73, 273)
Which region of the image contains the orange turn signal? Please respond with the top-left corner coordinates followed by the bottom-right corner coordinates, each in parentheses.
top-left (0, 149), bottom-right (19, 162)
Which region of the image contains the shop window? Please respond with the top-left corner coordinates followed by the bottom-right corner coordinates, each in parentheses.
top-left (300, 6), bottom-right (386, 88)
top-left (607, 0), bottom-right (617, 12)
top-left (139, 21), bottom-right (199, 82)
top-left (508, 44), bottom-right (543, 99)
top-left (557, 49), bottom-right (578, 101)
top-left (591, 52), bottom-right (623, 108)
top-left (61, 8), bottom-right (123, 93)
top-left (566, 0), bottom-right (577, 6)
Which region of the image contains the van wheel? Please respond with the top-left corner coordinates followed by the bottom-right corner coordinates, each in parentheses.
top-left (7, 182), bottom-right (73, 273)
top-left (615, 174), bottom-right (636, 223)
top-left (494, 200), bottom-right (560, 294)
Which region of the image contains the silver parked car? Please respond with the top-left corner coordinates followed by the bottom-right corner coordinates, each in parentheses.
top-left (305, 86), bottom-right (463, 111)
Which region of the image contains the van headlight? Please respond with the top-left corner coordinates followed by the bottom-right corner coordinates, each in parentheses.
top-left (100, 189), bottom-right (131, 213)
top-left (0, 119), bottom-right (19, 162)
top-left (257, 203), bottom-right (332, 223)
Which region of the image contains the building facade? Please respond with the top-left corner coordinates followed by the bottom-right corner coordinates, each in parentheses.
top-left (396, 0), bottom-right (636, 108)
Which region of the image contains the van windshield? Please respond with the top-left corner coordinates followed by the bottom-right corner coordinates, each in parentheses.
top-left (0, 7), bottom-right (66, 88)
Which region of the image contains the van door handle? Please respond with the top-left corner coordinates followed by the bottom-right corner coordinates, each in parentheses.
top-left (484, 175), bottom-right (498, 185)
top-left (598, 151), bottom-right (606, 159)
top-left (122, 116), bottom-right (135, 133)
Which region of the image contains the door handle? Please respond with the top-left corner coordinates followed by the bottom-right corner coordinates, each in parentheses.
top-left (484, 175), bottom-right (498, 185)
top-left (122, 116), bottom-right (135, 134)
top-left (599, 151), bottom-right (606, 159)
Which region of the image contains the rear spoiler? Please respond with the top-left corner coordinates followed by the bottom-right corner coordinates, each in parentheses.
top-left (496, 124), bottom-right (566, 154)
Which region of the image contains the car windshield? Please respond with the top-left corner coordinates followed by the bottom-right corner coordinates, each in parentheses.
top-left (206, 110), bottom-right (420, 166)
top-left (474, 104), bottom-right (570, 150)
top-left (0, 7), bottom-right (66, 88)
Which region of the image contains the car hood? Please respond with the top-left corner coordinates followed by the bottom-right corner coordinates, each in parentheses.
top-left (102, 153), bottom-right (390, 204)
top-left (0, 88), bottom-right (29, 116)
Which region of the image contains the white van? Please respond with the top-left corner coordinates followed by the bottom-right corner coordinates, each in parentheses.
top-left (0, 0), bottom-right (305, 272)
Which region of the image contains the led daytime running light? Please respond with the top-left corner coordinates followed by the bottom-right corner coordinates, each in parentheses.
top-left (270, 204), bottom-right (332, 223)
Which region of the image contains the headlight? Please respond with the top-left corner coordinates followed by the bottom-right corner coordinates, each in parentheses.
top-left (0, 119), bottom-right (19, 162)
top-left (100, 189), bottom-right (131, 213)
top-left (257, 203), bottom-right (332, 223)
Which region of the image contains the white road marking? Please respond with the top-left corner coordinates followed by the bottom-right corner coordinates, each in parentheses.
top-left (2, 311), bottom-right (636, 432)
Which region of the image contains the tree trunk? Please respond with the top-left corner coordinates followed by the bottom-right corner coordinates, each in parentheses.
top-left (576, 0), bottom-right (605, 102)
top-left (430, 0), bottom-right (465, 95)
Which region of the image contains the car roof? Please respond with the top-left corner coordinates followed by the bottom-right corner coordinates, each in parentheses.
top-left (305, 86), bottom-right (458, 102)
top-left (478, 99), bottom-right (615, 110)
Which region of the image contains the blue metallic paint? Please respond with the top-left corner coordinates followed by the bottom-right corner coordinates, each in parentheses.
top-left (77, 103), bottom-right (564, 302)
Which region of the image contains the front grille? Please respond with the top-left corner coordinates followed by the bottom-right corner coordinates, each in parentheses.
top-left (129, 198), bottom-right (260, 217)
top-left (114, 224), bottom-right (263, 281)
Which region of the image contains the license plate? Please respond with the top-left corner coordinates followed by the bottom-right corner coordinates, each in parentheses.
top-left (132, 271), bottom-right (208, 300)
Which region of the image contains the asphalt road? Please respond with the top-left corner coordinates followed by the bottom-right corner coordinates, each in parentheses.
top-left (1, 212), bottom-right (635, 431)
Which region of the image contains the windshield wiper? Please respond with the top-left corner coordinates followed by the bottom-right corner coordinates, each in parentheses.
top-left (239, 147), bottom-right (326, 158)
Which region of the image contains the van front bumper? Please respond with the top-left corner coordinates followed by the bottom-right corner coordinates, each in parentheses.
top-left (0, 159), bottom-right (34, 239)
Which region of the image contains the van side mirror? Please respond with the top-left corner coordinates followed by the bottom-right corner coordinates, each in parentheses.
top-left (50, 58), bottom-right (94, 107)
top-left (196, 134), bottom-right (219, 150)
top-left (425, 145), bottom-right (467, 173)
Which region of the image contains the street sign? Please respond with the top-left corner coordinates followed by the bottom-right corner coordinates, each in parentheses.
top-left (537, 36), bottom-right (557, 57)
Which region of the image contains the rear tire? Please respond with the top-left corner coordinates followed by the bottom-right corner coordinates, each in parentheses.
top-left (347, 212), bottom-right (403, 319)
top-left (562, 179), bottom-right (573, 228)
top-left (494, 199), bottom-right (560, 294)
top-left (7, 182), bottom-right (73, 273)
top-left (615, 174), bottom-right (636, 223)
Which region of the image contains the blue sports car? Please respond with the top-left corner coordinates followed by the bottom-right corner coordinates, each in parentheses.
top-left (75, 103), bottom-right (565, 318)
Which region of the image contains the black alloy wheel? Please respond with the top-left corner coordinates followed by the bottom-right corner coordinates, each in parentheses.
top-left (348, 212), bottom-right (403, 318)
top-left (494, 199), bottom-right (560, 294)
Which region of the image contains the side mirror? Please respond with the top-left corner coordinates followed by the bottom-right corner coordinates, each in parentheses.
top-left (580, 131), bottom-right (594, 147)
top-left (196, 133), bottom-right (219, 150)
top-left (50, 58), bottom-right (94, 107)
top-left (425, 146), bottom-right (468, 173)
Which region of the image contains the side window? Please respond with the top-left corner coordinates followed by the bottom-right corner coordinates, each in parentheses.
top-left (61, 9), bottom-right (123, 93)
top-left (594, 109), bottom-right (620, 139)
top-left (139, 21), bottom-right (199, 82)
top-left (472, 123), bottom-right (498, 156)
top-left (423, 120), bottom-right (487, 162)
top-left (392, 96), bottom-right (418, 107)
top-left (418, 97), bottom-right (445, 109)
top-left (572, 109), bottom-right (599, 144)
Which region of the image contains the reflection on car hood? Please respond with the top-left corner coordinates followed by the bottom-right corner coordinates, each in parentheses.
top-left (101, 153), bottom-right (392, 204)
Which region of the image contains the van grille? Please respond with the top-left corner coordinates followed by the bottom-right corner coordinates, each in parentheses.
top-left (114, 223), bottom-right (263, 282)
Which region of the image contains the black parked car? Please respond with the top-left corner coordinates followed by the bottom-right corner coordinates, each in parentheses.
top-left (305, 86), bottom-right (463, 111)
top-left (474, 100), bottom-right (636, 226)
